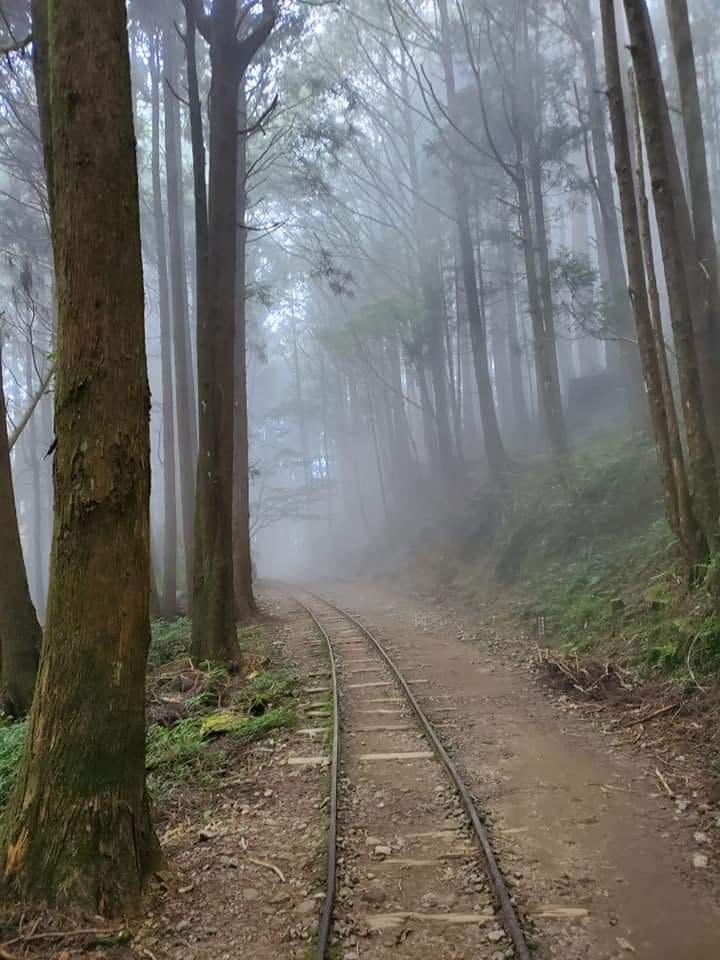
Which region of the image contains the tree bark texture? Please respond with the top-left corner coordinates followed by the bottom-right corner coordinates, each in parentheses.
top-left (191, 0), bottom-right (274, 659)
top-left (1, 0), bottom-right (160, 912)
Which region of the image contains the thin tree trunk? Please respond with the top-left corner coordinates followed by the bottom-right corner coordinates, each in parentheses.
top-left (24, 340), bottom-right (44, 617)
top-left (366, 383), bottom-right (389, 525)
top-left (630, 67), bottom-right (699, 562)
top-left (163, 19), bottom-right (197, 603)
top-left (437, 0), bottom-right (507, 480)
top-left (233, 76), bottom-right (255, 619)
top-left (0, 342), bottom-right (40, 716)
top-left (1, 0), bottom-right (160, 909)
top-left (502, 232), bottom-right (530, 430)
top-left (576, 0), bottom-right (644, 416)
top-left (528, 126), bottom-right (568, 450)
top-left (399, 56), bottom-right (453, 477)
top-left (665, 0), bottom-right (720, 455)
top-left (150, 36), bottom-right (178, 618)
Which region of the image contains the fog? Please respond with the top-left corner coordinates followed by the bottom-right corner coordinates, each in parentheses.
top-left (2, 0), bottom-right (719, 620)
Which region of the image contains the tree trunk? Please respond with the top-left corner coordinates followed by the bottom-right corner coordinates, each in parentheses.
top-left (191, 0), bottom-right (274, 659)
top-left (576, 0), bottom-right (644, 416)
top-left (437, 0), bottom-right (507, 480)
top-left (192, 0), bottom-right (240, 658)
top-left (501, 231), bottom-right (530, 430)
top-left (398, 59), bottom-right (454, 478)
top-left (623, 0), bottom-right (719, 548)
top-left (1, 0), bottom-right (160, 910)
top-left (629, 67), bottom-right (700, 563)
top-left (150, 36), bottom-right (178, 618)
top-left (0, 342), bottom-right (40, 716)
top-left (24, 339), bottom-right (45, 618)
top-left (527, 122), bottom-right (568, 452)
top-left (601, 0), bottom-right (703, 564)
top-left (233, 77), bottom-right (255, 620)
top-left (163, 19), bottom-right (197, 604)
top-left (665, 0), bottom-right (720, 456)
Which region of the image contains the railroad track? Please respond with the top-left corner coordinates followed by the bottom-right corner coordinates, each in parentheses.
top-left (292, 590), bottom-right (532, 960)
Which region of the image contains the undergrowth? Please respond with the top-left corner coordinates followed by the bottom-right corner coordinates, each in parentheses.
top-left (149, 617), bottom-right (192, 668)
top-left (147, 665), bottom-right (299, 798)
top-left (146, 704), bottom-right (296, 794)
top-left (0, 720), bottom-right (27, 806)
top-left (416, 432), bottom-right (720, 684)
top-left (0, 631), bottom-right (299, 808)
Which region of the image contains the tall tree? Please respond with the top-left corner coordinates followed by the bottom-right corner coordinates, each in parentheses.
top-left (1, 0), bottom-right (160, 910)
top-left (150, 34), bottom-right (178, 617)
top-left (0, 339), bottom-right (40, 717)
top-left (163, 16), bottom-right (198, 602)
top-left (665, 0), bottom-right (720, 455)
top-left (572, 0), bottom-right (645, 419)
top-left (436, 0), bottom-right (508, 480)
top-left (600, 0), bottom-right (702, 565)
top-left (233, 75), bottom-right (255, 618)
top-left (191, 0), bottom-right (276, 659)
top-left (623, 0), bottom-right (719, 549)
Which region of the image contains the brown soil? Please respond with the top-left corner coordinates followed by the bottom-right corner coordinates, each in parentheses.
top-left (316, 580), bottom-right (720, 960)
top-left (3, 583), bottom-right (720, 960)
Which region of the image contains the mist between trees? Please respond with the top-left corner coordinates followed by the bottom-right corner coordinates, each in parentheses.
top-left (0, 0), bottom-right (719, 915)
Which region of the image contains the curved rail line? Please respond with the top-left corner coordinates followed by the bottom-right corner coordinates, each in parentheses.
top-left (293, 590), bottom-right (532, 960)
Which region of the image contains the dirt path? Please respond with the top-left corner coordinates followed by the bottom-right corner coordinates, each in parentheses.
top-left (314, 580), bottom-right (720, 960)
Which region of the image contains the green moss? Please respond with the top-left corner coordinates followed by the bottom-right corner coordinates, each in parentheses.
top-left (0, 720), bottom-right (27, 807)
top-left (234, 668), bottom-right (299, 713)
top-left (146, 706), bottom-right (297, 797)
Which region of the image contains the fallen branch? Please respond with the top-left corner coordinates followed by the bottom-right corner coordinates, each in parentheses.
top-left (655, 767), bottom-right (675, 798)
top-left (0, 926), bottom-right (116, 956)
top-left (621, 702), bottom-right (681, 729)
top-left (248, 856), bottom-right (286, 882)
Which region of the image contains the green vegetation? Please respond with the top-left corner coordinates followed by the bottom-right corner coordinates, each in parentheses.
top-left (0, 635), bottom-right (300, 807)
top-left (149, 617), bottom-right (192, 668)
top-left (0, 720), bottom-right (27, 807)
top-left (146, 705), bottom-right (296, 794)
top-left (235, 667), bottom-right (298, 713)
top-left (423, 435), bottom-right (720, 684)
top-left (146, 662), bottom-right (299, 797)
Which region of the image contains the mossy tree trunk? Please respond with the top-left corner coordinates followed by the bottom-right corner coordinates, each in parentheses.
top-left (0, 341), bottom-right (40, 717)
top-left (0, 0), bottom-right (160, 912)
